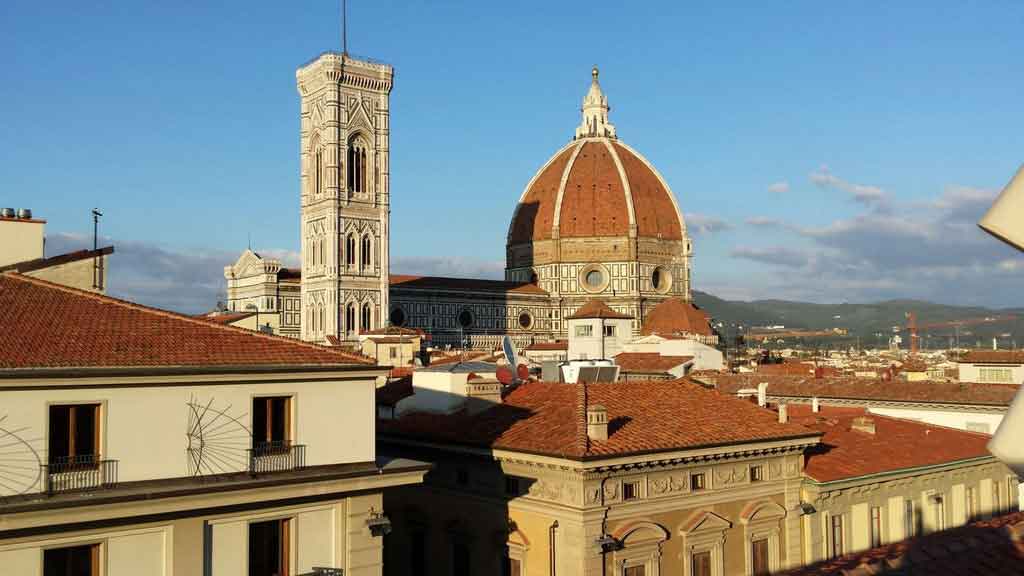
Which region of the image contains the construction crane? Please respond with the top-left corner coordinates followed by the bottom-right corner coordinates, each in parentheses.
top-left (904, 312), bottom-right (1017, 353)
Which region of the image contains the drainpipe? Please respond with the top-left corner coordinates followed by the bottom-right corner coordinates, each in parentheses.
top-left (549, 520), bottom-right (558, 576)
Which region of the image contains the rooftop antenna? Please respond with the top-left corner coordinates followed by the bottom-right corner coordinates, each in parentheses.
top-left (341, 0), bottom-right (348, 55)
top-left (91, 208), bottom-right (102, 289)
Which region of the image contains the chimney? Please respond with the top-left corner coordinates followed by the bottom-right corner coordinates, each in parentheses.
top-left (778, 403), bottom-right (788, 424)
top-left (464, 378), bottom-right (503, 415)
top-left (993, 338), bottom-right (998, 350)
top-left (812, 397), bottom-right (820, 413)
top-left (587, 404), bottom-right (608, 441)
top-left (757, 382), bottom-right (768, 407)
top-left (851, 416), bottom-right (876, 435)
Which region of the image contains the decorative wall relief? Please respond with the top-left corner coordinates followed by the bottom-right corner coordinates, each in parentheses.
top-left (0, 414), bottom-right (43, 495)
top-left (649, 473), bottom-right (688, 496)
top-left (715, 465), bottom-right (748, 486)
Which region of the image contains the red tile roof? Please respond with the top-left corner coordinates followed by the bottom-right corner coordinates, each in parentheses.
top-left (756, 362), bottom-right (839, 377)
top-left (389, 274), bottom-right (548, 295)
top-left (0, 273), bottom-right (374, 369)
top-left (714, 374), bottom-right (1018, 407)
top-left (787, 405), bottom-right (994, 482)
top-left (640, 298), bottom-right (713, 336)
top-left (524, 340), bottom-right (568, 351)
top-left (379, 379), bottom-right (820, 460)
top-left (363, 326), bottom-right (425, 337)
top-left (613, 353), bottom-right (693, 372)
top-left (782, 511), bottom-right (1024, 576)
top-left (566, 299), bottom-right (633, 320)
top-left (959, 350), bottom-right (1024, 364)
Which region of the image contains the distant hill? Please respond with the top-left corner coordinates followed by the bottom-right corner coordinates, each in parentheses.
top-left (692, 291), bottom-right (1023, 349)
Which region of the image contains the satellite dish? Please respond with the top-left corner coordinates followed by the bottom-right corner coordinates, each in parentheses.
top-left (502, 335), bottom-right (517, 368)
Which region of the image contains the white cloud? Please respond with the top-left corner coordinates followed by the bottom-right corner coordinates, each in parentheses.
top-left (685, 213), bottom-right (732, 236)
top-left (392, 256), bottom-right (504, 279)
top-left (767, 181), bottom-right (790, 193)
top-left (809, 165), bottom-right (887, 205)
top-left (730, 246), bottom-right (812, 268)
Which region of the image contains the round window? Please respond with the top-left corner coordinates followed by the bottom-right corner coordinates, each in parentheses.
top-left (518, 311), bottom-right (533, 330)
top-left (389, 307), bottom-right (406, 327)
top-left (458, 309), bottom-right (474, 329)
top-left (652, 269), bottom-right (662, 289)
top-left (585, 269), bottom-right (603, 288)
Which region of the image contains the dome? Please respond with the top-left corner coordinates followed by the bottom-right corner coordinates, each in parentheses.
top-left (507, 68), bottom-right (686, 246)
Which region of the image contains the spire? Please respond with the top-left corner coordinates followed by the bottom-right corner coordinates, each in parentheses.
top-left (575, 66), bottom-right (616, 140)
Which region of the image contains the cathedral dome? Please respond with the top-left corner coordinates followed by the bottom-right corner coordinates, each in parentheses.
top-left (507, 69), bottom-right (686, 246)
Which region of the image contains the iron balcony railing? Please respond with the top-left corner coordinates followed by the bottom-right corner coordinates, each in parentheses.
top-left (248, 441), bottom-right (306, 474)
top-left (43, 455), bottom-right (118, 494)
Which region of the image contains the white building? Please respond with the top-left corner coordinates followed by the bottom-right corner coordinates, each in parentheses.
top-left (565, 299), bottom-right (633, 361)
top-left (0, 272), bottom-right (425, 576)
top-left (958, 350), bottom-right (1024, 384)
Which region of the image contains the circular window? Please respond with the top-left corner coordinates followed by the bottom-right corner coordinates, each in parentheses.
top-left (579, 264), bottom-right (609, 293)
top-left (389, 307), bottom-right (406, 327)
top-left (518, 311), bottom-right (534, 330)
top-left (651, 266), bottom-right (672, 293)
top-left (586, 269), bottom-right (603, 287)
top-left (458, 309), bottom-right (474, 329)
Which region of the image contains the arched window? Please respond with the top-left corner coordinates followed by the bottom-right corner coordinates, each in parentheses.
top-left (346, 303), bottom-right (356, 335)
top-left (319, 238), bottom-right (325, 267)
top-left (361, 303), bottom-right (371, 332)
top-left (319, 305), bottom-right (325, 334)
top-left (361, 234), bottom-right (372, 268)
top-left (314, 148), bottom-right (323, 195)
top-left (346, 234), bottom-right (356, 266)
top-left (347, 135), bottom-right (368, 194)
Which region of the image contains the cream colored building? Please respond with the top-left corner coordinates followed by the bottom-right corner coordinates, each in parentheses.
top-left (223, 249), bottom-right (302, 338)
top-left (0, 212), bottom-right (112, 293)
top-left (0, 272), bottom-right (426, 576)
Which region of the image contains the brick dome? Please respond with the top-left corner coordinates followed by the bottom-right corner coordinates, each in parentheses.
top-left (508, 138), bottom-right (685, 244)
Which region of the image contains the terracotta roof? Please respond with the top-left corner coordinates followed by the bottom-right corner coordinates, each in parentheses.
top-left (524, 340), bottom-right (568, 351)
top-left (782, 510), bottom-right (1024, 576)
top-left (389, 274), bottom-right (547, 295)
top-left (368, 337), bottom-right (415, 344)
top-left (959, 350), bottom-right (1024, 364)
top-left (0, 246), bottom-right (114, 273)
top-left (899, 355), bottom-right (929, 372)
top-left (756, 363), bottom-right (840, 377)
top-left (508, 139), bottom-right (684, 244)
top-left (714, 374), bottom-right (1018, 407)
top-left (787, 405), bottom-right (994, 482)
top-left (379, 379), bottom-right (820, 460)
top-left (614, 353), bottom-right (693, 372)
top-left (202, 312), bottom-right (256, 325)
top-left (566, 299), bottom-right (633, 320)
top-left (640, 297), bottom-right (713, 336)
top-left (363, 326), bottom-right (425, 337)
top-left (0, 273), bottom-right (374, 369)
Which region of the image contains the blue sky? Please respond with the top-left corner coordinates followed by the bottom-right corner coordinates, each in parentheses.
top-left (3, 1), bottom-right (1023, 311)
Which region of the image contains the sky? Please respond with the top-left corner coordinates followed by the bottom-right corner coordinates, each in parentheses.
top-left (3, 1), bottom-right (1023, 312)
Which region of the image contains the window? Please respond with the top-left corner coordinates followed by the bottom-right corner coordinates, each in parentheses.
top-left (751, 538), bottom-right (769, 576)
top-left (346, 234), bottom-right (356, 266)
top-left (390, 307), bottom-right (406, 327)
top-left (904, 500), bottom-right (918, 538)
top-left (252, 396), bottom-right (291, 453)
top-left (624, 567), bottom-right (645, 576)
top-left (603, 324), bottom-right (616, 337)
top-left (933, 494), bottom-right (946, 531)
top-left (966, 487), bottom-right (978, 520)
top-left (346, 303), bottom-right (356, 335)
top-left (575, 325), bottom-right (593, 337)
top-left (995, 482), bottom-right (1003, 514)
top-left (830, 515), bottom-right (844, 558)
top-left (452, 540), bottom-right (471, 576)
top-left (623, 481), bottom-right (640, 501)
top-left (361, 303), bottom-right (372, 332)
top-left (979, 367), bottom-right (1013, 383)
top-left (870, 506), bottom-right (882, 548)
top-left (458, 310), bottom-right (474, 329)
top-left (389, 347), bottom-right (398, 359)
top-left (691, 472), bottom-right (706, 491)
top-left (1009, 477), bottom-right (1019, 512)
top-left (518, 312), bottom-right (533, 329)
top-left (347, 136), bottom-right (368, 194)
top-left (691, 550), bottom-right (711, 576)
top-left (313, 148), bottom-right (323, 196)
top-left (48, 404), bottom-right (100, 467)
top-left (249, 518), bottom-right (290, 576)
top-left (44, 543), bottom-right (99, 576)
top-left (750, 465), bottom-right (763, 482)
top-left (361, 235), bottom-right (372, 268)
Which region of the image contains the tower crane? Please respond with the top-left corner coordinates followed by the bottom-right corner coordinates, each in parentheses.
top-left (903, 312), bottom-right (1017, 353)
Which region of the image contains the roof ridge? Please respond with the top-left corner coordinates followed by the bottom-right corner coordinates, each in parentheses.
top-left (577, 382), bottom-right (590, 456)
top-left (1, 272), bottom-right (372, 365)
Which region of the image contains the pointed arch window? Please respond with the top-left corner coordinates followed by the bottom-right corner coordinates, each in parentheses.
top-left (361, 303), bottom-right (371, 332)
top-left (347, 135), bottom-right (368, 194)
top-left (312, 140), bottom-right (324, 196)
top-left (346, 303), bottom-right (356, 335)
top-left (361, 234), bottom-right (372, 268)
top-left (346, 234), bottom-right (356, 267)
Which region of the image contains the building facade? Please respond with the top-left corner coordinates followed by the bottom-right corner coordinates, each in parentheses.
top-left (0, 272), bottom-right (426, 576)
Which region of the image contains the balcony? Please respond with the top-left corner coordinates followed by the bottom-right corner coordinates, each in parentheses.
top-left (43, 455), bottom-right (118, 494)
top-left (248, 441), bottom-right (306, 474)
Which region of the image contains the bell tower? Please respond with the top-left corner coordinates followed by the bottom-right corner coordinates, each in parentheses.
top-left (296, 53), bottom-right (393, 343)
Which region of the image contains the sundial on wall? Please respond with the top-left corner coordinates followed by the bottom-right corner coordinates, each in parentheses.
top-left (0, 414), bottom-right (43, 496)
top-left (185, 395), bottom-right (252, 477)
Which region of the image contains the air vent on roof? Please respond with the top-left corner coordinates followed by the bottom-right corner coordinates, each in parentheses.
top-left (0, 208), bottom-right (14, 218)
top-left (16, 208), bottom-right (32, 219)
